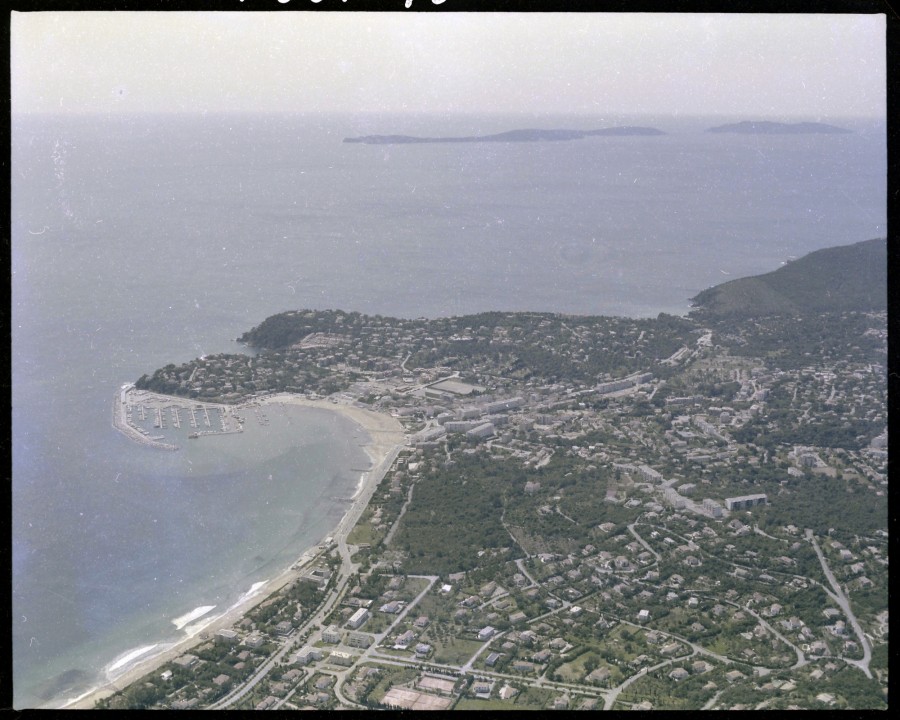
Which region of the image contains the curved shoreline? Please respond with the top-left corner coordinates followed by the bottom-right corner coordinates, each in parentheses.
top-left (66, 391), bottom-right (407, 710)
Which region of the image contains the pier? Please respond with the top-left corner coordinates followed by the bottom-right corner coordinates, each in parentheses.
top-left (114, 386), bottom-right (246, 449)
top-left (111, 388), bottom-right (178, 451)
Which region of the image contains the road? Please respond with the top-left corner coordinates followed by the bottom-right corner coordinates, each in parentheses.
top-left (515, 558), bottom-right (539, 587)
top-left (211, 445), bottom-right (405, 709)
top-left (383, 480), bottom-right (416, 547)
top-left (806, 529), bottom-right (872, 678)
top-left (627, 523), bottom-right (661, 562)
top-left (604, 658), bottom-right (675, 710)
top-left (210, 510), bottom-right (868, 709)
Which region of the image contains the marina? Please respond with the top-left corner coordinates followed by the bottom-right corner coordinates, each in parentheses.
top-left (112, 385), bottom-right (245, 451)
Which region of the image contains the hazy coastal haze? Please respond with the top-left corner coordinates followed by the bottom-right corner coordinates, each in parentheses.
top-left (10, 9), bottom-right (886, 710)
top-left (11, 12), bottom-right (885, 117)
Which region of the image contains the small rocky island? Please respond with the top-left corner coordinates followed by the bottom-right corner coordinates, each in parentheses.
top-left (706, 121), bottom-right (852, 134)
top-left (343, 126), bottom-right (665, 144)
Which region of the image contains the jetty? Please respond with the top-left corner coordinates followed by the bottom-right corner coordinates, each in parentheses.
top-left (112, 385), bottom-right (178, 451)
top-left (113, 386), bottom-right (246, 449)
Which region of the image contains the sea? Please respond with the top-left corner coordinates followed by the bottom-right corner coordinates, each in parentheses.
top-left (10, 112), bottom-right (886, 708)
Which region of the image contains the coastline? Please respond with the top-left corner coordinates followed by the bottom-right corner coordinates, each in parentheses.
top-left (66, 391), bottom-right (406, 710)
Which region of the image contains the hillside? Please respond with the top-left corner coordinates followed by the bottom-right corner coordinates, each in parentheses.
top-left (690, 238), bottom-right (886, 319)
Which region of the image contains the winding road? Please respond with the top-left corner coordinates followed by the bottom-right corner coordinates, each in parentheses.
top-left (806, 529), bottom-right (872, 678)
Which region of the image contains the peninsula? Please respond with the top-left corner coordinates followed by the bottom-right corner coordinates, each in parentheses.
top-left (343, 127), bottom-right (665, 144)
top-left (94, 239), bottom-right (886, 711)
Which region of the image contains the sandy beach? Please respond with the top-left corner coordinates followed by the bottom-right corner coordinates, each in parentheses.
top-left (67, 392), bottom-right (406, 709)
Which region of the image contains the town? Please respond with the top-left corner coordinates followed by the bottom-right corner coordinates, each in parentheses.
top-left (102, 292), bottom-right (890, 711)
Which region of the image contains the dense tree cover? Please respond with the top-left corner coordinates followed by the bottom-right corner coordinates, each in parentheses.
top-left (619, 667), bottom-right (721, 709)
top-left (395, 452), bottom-right (518, 575)
top-left (395, 449), bottom-right (647, 574)
top-left (706, 311), bottom-right (885, 370)
top-left (754, 472), bottom-right (886, 535)
top-left (136, 306), bottom-right (701, 401)
top-left (732, 412), bottom-right (880, 451)
top-left (238, 309), bottom-right (379, 349)
top-left (824, 667), bottom-right (888, 709)
top-left (407, 313), bottom-right (694, 383)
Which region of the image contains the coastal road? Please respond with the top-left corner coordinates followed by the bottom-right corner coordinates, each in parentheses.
top-left (339, 444), bottom-right (403, 546)
top-left (212, 560), bottom-right (356, 709)
top-left (211, 444), bottom-right (410, 710)
top-left (211, 494), bottom-right (389, 711)
top-left (382, 480), bottom-right (416, 547)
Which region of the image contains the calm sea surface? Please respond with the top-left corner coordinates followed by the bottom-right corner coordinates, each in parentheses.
top-left (11, 112), bottom-right (885, 707)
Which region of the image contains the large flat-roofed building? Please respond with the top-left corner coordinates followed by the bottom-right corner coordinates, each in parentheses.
top-left (347, 608), bottom-right (370, 629)
top-left (292, 647), bottom-right (324, 665)
top-left (466, 422), bottom-right (496, 440)
top-left (638, 465), bottom-right (663, 483)
top-left (173, 653), bottom-right (199, 668)
top-left (725, 494), bottom-right (768, 511)
top-left (330, 650), bottom-right (354, 666)
top-left (322, 625), bottom-right (342, 644)
top-left (443, 420), bottom-right (482, 433)
top-left (484, 397), bottom-right (524, 414)
top-left (215, 628), bottom-right (239, 644)
top-left (412, 426), bottom-right (447, 444)
top-left (347, 632), bottom-right (373, 649)
top-left (430, 379), bottom-right (485, 396)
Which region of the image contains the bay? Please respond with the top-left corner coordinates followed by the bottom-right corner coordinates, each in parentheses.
top-left (10, 112), bottom-right (885, 707)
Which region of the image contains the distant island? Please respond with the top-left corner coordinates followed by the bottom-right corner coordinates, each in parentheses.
top-left (343, 127), bottom-right (665, 144)
top-left (706, 121), bottom-right (852, 134)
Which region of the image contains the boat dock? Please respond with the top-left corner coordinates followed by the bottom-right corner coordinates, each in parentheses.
top-left (111, 388), bottom-right (179, 451)
top-left (113, 386), bottom-right (248, 449)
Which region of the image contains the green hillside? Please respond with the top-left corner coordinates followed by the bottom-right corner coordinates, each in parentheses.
top-left (690, 238), bottom-right (886, 319)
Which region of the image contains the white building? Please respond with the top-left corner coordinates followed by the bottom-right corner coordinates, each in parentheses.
top-left (477, 626), bottom-right (496, 641)
top-left (322, 625), bottom-right (342, 644)
top-left (347, 608), bottom-right (370, 629)
top-left (725, 494), bottom-right (767, 511)
top-left (466, 422), bottom-right (496, 440)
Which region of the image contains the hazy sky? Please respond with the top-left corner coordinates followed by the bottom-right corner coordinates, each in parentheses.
top-left (11, 11), bottom-right (886, 117)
